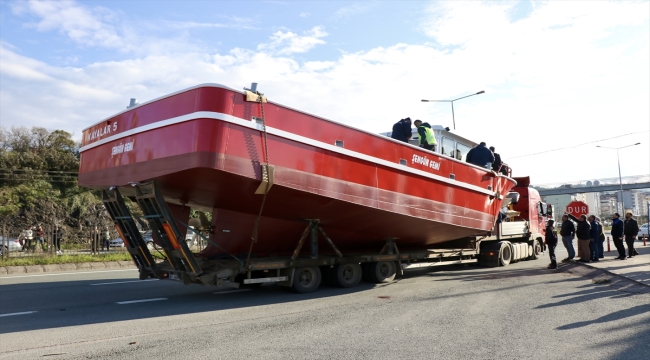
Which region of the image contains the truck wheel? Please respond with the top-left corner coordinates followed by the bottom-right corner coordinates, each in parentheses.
top-left (364, 261), bottom-right (396, 283)
top-left (529, 240), bottom-right (542, 260)
top-left (292, 267), bottom-right (321, 293)
top-left (499, 243), bottom-right (512, 267)
top-left (331, 263), bottom-right (362, 288)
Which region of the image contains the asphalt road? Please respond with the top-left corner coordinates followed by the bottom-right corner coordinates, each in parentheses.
top-left (1, 255), bottom-right (649, 360)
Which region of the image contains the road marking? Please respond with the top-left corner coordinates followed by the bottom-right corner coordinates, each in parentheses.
top-left (90, 279), bottom-right (159, 286)
top-left (0, 269), bottom-right (136, 279)
top-left (213, 289), bottom-right (252, 294)
top-left (0, 311), bottom-right (38, 317)
top-left (116, 298), bottom-right (168, 305)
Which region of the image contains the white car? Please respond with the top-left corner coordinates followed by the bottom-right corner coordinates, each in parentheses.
top-left (109, 237), bottom-right (125, 247)
top-left (0, 236), bottom-right (22, 254)
top-left (638, 223), bottom-right (649, 240)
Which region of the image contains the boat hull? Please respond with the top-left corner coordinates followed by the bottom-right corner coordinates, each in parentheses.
top-left (79, 85), bottom-right (516, 257)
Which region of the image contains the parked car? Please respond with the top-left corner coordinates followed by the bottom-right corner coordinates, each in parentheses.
top-left (109, 237), bottom-right (125, 248)
top-left (639, 223), bottom-right (649, 240)
top-left (0, 236), bottom-right (22, 255)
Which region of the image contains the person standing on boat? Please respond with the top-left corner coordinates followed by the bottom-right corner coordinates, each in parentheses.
top-left (466, 142), bottom-right (495, 170)
top-left (489, 146), bottom-right (506, 174)
top-left (413, 120), bottom-right (436, 151)
top-left (391, 118), bottom-right (412, 143)
top-left (559, 214), bottom-right (576, 261)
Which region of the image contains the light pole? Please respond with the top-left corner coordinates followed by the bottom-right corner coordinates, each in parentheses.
top-left (421, 90), bottom-right (485, 130)
top-left (596, 142), bottom-right (641, 213)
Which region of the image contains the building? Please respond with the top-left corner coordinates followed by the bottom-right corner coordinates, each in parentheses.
top-left (599, 194), bottom-right (618, 217)
top-left (543, 194), bottom-right (577, 223)
top-left (579, 192), bottom-right (601, 219)
top-left (621, 190), bottom-right (648, 216)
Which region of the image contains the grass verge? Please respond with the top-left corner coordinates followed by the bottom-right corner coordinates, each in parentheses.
top-left (0, 253), bottom-right (134, 267)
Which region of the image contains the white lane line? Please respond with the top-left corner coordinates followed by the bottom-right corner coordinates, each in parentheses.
top-left (213, 289), bottom-right (252, 294)
top-left (1, 269), bottom-right (137, 279)
top-left (0, 311), bottom-right (38, 317)
top-left (90, 279), bottom-right (159, 286)
top-left (116, 298), bottom-right (167, 305)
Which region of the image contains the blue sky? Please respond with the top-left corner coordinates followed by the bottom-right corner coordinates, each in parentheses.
top-left (1, 0), bottom-right (649, 184)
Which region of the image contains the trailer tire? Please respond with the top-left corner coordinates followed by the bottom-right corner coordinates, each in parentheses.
top-left (331, 263), bottom-right (362, 288)
top-left (292, 267), bottom-right (321, 293)
top-left (499, 243), bottom-right (512, 267)
top-left (364, 261), bottom-right (397, 283)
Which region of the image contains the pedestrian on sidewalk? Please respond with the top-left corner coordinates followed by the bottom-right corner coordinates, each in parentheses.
top-left (588, 215), bottom-right (599, 262)
top-left (35, 224), bottom-right (46, 252)
top-left (559, 214), bottom-right (576, 261)
top-left (596, 216), bottom-right (605, 259)
top-left (53, 225), bottom-right (63, 255)
top-left (545, 220), bottom-right (558, 269)
top-left (623, 212), bottom-right (639, 258)
top-left (611, 213), bottom-right (626, 260)
top-left (568, 213), bottom-right (591, 262)
top-left (101, 226), bottom-right (111, 251)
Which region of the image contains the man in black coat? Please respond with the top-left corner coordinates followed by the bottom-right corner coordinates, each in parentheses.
top-left (610, 213), bottom-right (625, 260)
top-left (623, 212), bottom-right (639, 258)
top-left (489, 146), bottom-right (502, 172)
top-left (568, 213), bottom-right (591, 262)
top-left (544, 220), bottom-right (558, 269)
top-left (390, 118), bottom-right (412, 143)
top-left (466, 142), bottom-right (495, 169)
top-left (559, 214), bottom-right (576, 260)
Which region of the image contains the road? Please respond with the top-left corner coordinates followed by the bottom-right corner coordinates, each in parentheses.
top-left (1, 256), bottom-right (649, 359)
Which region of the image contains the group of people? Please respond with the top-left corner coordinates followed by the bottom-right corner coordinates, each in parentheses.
top-left (390, 118), bottom-right (508, 174)
top-left (17, 224), bottom-right (64, 254)
top-left (544, 211), bottom-right (640, 269)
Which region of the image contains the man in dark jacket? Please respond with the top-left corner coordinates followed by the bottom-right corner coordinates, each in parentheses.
top-left (568, 213), bottom-right (591, 262)
top-left (544, 220), bottom-right (558, 269)
top-left (466, 142), bottom-right (495, 169)
top-left (390, 118), bottom-right (412, 143)
top-left (559, 215), bottom-right (576, 260)
top-left (588, 215), bottom-right (599, 262)
top-left (489, 146), bottom-right (503, 173)
top-left (611, 213), bottom-right (626, 260)
top-left (623, 213), bottom-right (639, 258)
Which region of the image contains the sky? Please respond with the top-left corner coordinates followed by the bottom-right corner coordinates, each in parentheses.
top-left (1, 0), bottom-right (649, 186)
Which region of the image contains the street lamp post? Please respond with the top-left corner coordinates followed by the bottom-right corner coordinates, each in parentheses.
top-left (421, 90), bottom-right (485, 130)
top-left (596, 143), bottom-right (641, 213)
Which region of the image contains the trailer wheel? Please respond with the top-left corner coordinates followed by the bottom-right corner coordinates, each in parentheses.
top-left (292, 267), bottom-right (321, 293)
top-left (331, 263), bottom-right (362, 288)
top-left (499, 243), bottom-right (512, 267)
top-left (364, 261), bottom-right (397, 283)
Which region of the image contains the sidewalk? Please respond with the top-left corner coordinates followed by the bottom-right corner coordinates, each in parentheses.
top-left (574, 240), bottom-right (650, 287)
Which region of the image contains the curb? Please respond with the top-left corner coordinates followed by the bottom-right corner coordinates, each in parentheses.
top-left (0, 261), bottom-right (135, 275)
top-left (569, 260), bottom-right (650, 288)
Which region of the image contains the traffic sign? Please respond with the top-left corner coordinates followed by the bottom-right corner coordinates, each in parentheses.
top-left (566, 201), bottom-right (589, 218)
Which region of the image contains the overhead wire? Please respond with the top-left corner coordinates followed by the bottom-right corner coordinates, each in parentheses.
top-left (509, 130), bottom-right (649, 160)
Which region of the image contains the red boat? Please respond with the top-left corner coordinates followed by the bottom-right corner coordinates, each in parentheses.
top-left (78, 84), bottom-right (516, 258)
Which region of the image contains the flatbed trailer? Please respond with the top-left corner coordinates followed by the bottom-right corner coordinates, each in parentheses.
top-left (103, 180), bottom-right (550, 293)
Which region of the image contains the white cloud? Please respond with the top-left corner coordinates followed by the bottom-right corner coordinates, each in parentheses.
top-left (334, 4), bottom-right (371, 19)
top-left (17, 0), bottom-right (127, 50)
top-left (299, 12), bottom-right (310, 18)
top-left (257, 26), bottom-right (328, 55)
top-left (1, 1), bottom-right (648, 184)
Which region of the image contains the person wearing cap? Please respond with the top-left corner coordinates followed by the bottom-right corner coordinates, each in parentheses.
top-left (390, 118), bottom-right (412, 143)
top-left (544, 220), bottom-right (558, 269)
top-left (623, 212), bottom-right (639, 258)
top-left (611, 213), bottom-right (626, 260)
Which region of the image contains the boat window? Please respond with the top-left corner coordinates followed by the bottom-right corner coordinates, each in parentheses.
top-left (440, 137), bottom-right (455, 158)
top-left (456, 143), bottom-right (472, 161)
top-left (335, 140), bottom-right (344, 147)
top-left (399, 159), bottom-right (407, 165)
